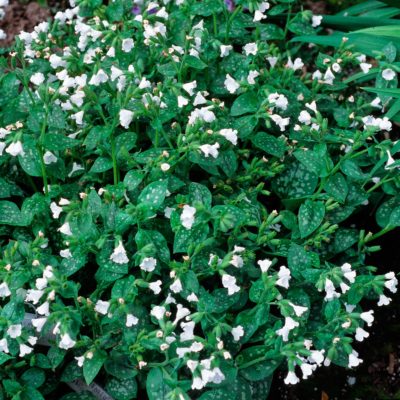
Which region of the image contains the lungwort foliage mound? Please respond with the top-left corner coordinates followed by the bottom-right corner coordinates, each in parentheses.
top-left (0, 0), bottom-right (399, 399)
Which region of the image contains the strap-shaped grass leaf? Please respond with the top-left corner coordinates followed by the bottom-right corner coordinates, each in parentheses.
top-left (230, 92), bottom-right (259, 117)
top-left (44, 133), bottom-right (79, 151)
top-left (325, 173), bottom-right (348, 203)
top-left (298, 200), bottom-right (325, 238)
top-left (138, 180), bottom-right (168, 208)
top-left (146, 368), bottom-right (172, 400)
top-left (252, 132), bottom-right (286, 158)
top-left (83, 350), bottom-right (107, 385)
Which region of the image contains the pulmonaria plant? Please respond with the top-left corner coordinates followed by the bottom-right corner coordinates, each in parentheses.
top-left (0, 0), bottom-right (399, 399)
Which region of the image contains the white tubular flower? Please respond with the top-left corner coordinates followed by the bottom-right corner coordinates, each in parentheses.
top-left (270, 114), bottom-right (290, 132)
top-left (7, 324), bottom-right (22, 339)
top-left (355, 327), bottom-right (369, 342)
top-left (19, 344), bottom-right (33, 357)
top-left (32, 317), bottom-right (47, 333)
top-left (59, 333), bottom-right (76, 350)
top-left (312, 15), bottom-right (322, 27)
top-left (181, 321), bottom-right (195, 341)
top-left (247, 70), bottom-right (260, 85)
top-left (6, 141), bottom-right (24, 157)
top-left (94, 300), bottom-right (110, 315)
top-left (58, 222), bottom-right (72, 236)
top-left (360, 62), bottom-right (372, 74)
top-left (149, 280), bottom-right (162, 294)
top-left (276, 266), bottom-right (291, 289)
top-left (360, 310), bottom-right (374, 326)
top-left (180, 204), bottom-right (196, 229)
top-left (231, 325), bottom-right (244, 341)
top-left (0, 338), bottom-right (9, 353)
top-left (243, 43), bottom-right (258, 56)
top-left (173, 304), bottom-right (190, 325)
top-left (298, 110), bottom-right (312, 125)
top-left (199, 142), bottom-right (220, 158)
top-left (182, 80), bottom-right (197, 96)
top-left (25, 289), bottom-right (44, 304)
top-left (286, 57), bottom-right (304, 71)
top-left (43, 151), bottom-right (57, 164)
top-left (382, 68), bottom-right (396, 81)
top-left (0, 282), bottom-right (11, 297)
top-left (122, 38), bottom-right (134, 52)
top-left (151, 305), bottom-right (166, 320)
top-left (126, 314), bottom-right (139, 327)
top-left (289, 302), bottom-right (308, 317)
top-left (258, 259), bottom-right (272, 273)
top-left (324, 278), bottom-right (340, 301)
top-left (224, 74), bottom-right (240, 94)
top-left (177, 95), bottom-right (188, 108)
top-left (300, 362), bottom-right (316, 379)
top-left (222, 274), bottom-right (240, 295)
top-left (219, 128), bottom-right (238, 145)
top-left (140, 257), bottom-right (157, 272)
top-left (30, 72), bottom-right (45, 85)
top-left (110, 241), bottom-right (129, 264)
top-left (276, 317), bottom-right (299, 341)
top-left (284, 371), bottom-right (300, 385)
top-left (309, 350), bottom-right (325, 366)
top-left (268, 93), bottom-right (288, 111)
top-left (341, 263), bottom-right (356, 283)
top-left (348, 350), bottom-right (363, 368)
top-left (378, 294), bottom-right (391, 306)
top-left (50, 202), bottom-right (63, 219)
top-left (220, 44), bottom-right (233, 57)
top-left (170, 278), bottom-right (183, 294)
top-left (119, 109), bottom-right (134, 129)
top-left (384, 272), bottom-right (398, 293)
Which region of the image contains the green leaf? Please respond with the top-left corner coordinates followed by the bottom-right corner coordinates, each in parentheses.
top-left (21, 368), bottom-right (45, 388)
top-left (0, 352), bottom-right (12, 366)
top-left (294, 149), bottom-right (324, 175)
top-left (389, 206), bottom-right (400, 227)
top-left (0, 201), bottom-right (28, 226)
top-left (189, 182), bottom-right (212, 208)
top-left (146, 368), bottom-right (172, 400)
top-left (191, 0), bottom-right (223, 16)
top-left (199, 378), bottom-right (251, 400)
top-left (333, 228), bottom-right (358, 253)
top-left (123, 170), bottom-right (144, 191)
top-left (173, 224), bottom-right (209, 253)
top-left (90, 157), bottom-right (113, 173)
top-left (18, 139), bottom-right (42, 177)
top-left (288, 243), bottom-right (311, 279)
top-left (230, 92), bottom-right (259, 116)
top-left (138, 180), bottom-right (168, 208)
top-left (298, 200), bottom-right (325, 238)
top-left (185, 55), bottom-right (207, 70)
top-left (105, 378), bottom-right (137, 400)
top-left (135, 229), bottom-right (170, 264)
top-left (44, 134), bottom-right (79, 151)
top-left (376, 196), bottom-right (400, 227)
top-left (325, 173), bottom-right (348, 203)
top-left (252, 132), bottom-right (286, 158)
top-left (340, 160), bottom-right (367, 181)
top-left (83, 350), bottom-right (107, 385)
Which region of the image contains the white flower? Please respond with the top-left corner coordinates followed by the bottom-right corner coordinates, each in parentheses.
top-left (161, 163), bottom-right (170, 172)
top-left (89, 69), bottom-right (108, 86)
top-left (151, 305), bottom-right (166, 320)
top-left (231, 325), bottom-right (244, 341)
top-left (309, 350), bottom-right (325, 366)
top-left (19, 344), bottom-right (33, 357)
top-left (348, 350), bottom-right (363, 368)
top-left (268, 93), bottom-right (288, 111)
top-left (300, 363), bottom-right (316, 379)
top-left (289, 302), bottom-right (308, 317)
top-left (224, 74), bottom-right (240, 94)
top-left (187, 292), bottom-right (199, 302)
top-left (25, 289), bottom-right (44, 304)
top-left (110, 241), bottom-right (129, 264)
top-left (243, 43), bottom-right (258, 56)
top-left (180, 204), bottom-right (196, 229)
top-left (173, 304), bottom-right (190, 325)
top-left (360, 62), bottom-right (372, 74)
top-left (177, 96), bottom-right (188, 108)
top-left (324, 278), bottom-right (340, 301)
top-left (60, 249), bottom-right (72, 258)
top-left (230, 254), bottom-right (243, 268)
top-left (312, 15), bottom-right (322, 27)
top-left (122, 38), bottom-right (134, 52)
top-left (43, 151), bottom-right (57, 165)
top-left (199, 143), bottom-right (220, 158)
top-left (276, 317), bottom-right (299, 341)
top-left (385, 272), bottom-right (398, 293)
top-left (149, 280), bottom-right (162, 294)
top-left (220, 45), bottom-right (233, 57)
top-left (276, 266), bottom-right (291, 289)
top-left (284, 371), bottom-right (300, 385)
top-left (32, 317), bottom-right (47, 332)
top-left (0, 282), bottom-right (11, 297)
top-left (59, 333), bottom-right (76, 350)
top-left (258, 259), bottom-right (272, 273)
top-left (71, 111), bottom-right (84, 126)
top-left (247, 70), bottom-right (260, 85)
top-left (50, 202), bottom-right (63, 219)
top-left (341, 263), bottom-right (356, 283)
top-left (0, 338), bottom-right (9, 353)
top-left (49, 54), bottom-right (66, 69)
top-left (298, 110), bottom-right (312, 125)
top-left (170, 279), bottom-right (183, 294)
top-left (355, 327), bottom-right (369, 342)
top-left (254, 10), bottom-right (267, 22)
top-left (382, 68), bottom-right (396, 81)
top-left (37, 301), bottom-right (50, 316)
top-left (222, 274), bottom-right (240, 295)
top-left (194, 91), bottom-right (207, 106)
top-left (286, 57), bottom-right (304, 71)
top-left (182, 81), bottom-right (197, 96)
top-left (270, 114), bottom-right (290, 131)
top-left (6, 141), bottom-right (24, 157)
top-left (30, 72), bottom-right (45, 85)
top-left (140, 257), bottom-right (157, 272)
top-left (119, 109), bottom-right (134, 129)
top-left (75, 356), bottom-right (85, 367)
top-left (378, 294), bottom-right (391, 306)
top-left (323, 67), bottom-right (335, 85)
top-left (219, 129), bottom-right (238, 145)
top-left (360, 310), bottom-right (374, 326)
top-left (7, 324), bottom-right (22, 339)
top-left (126, 314), bottom-right (139, 327)
top-left (110, 66), bottom-right (123, 81)
top-left (94, 300), bottom-right (110, 315)
top-left (188, 106), bottom-right (216, 125)
top-left (267, 56), bottom-right (278, 68)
